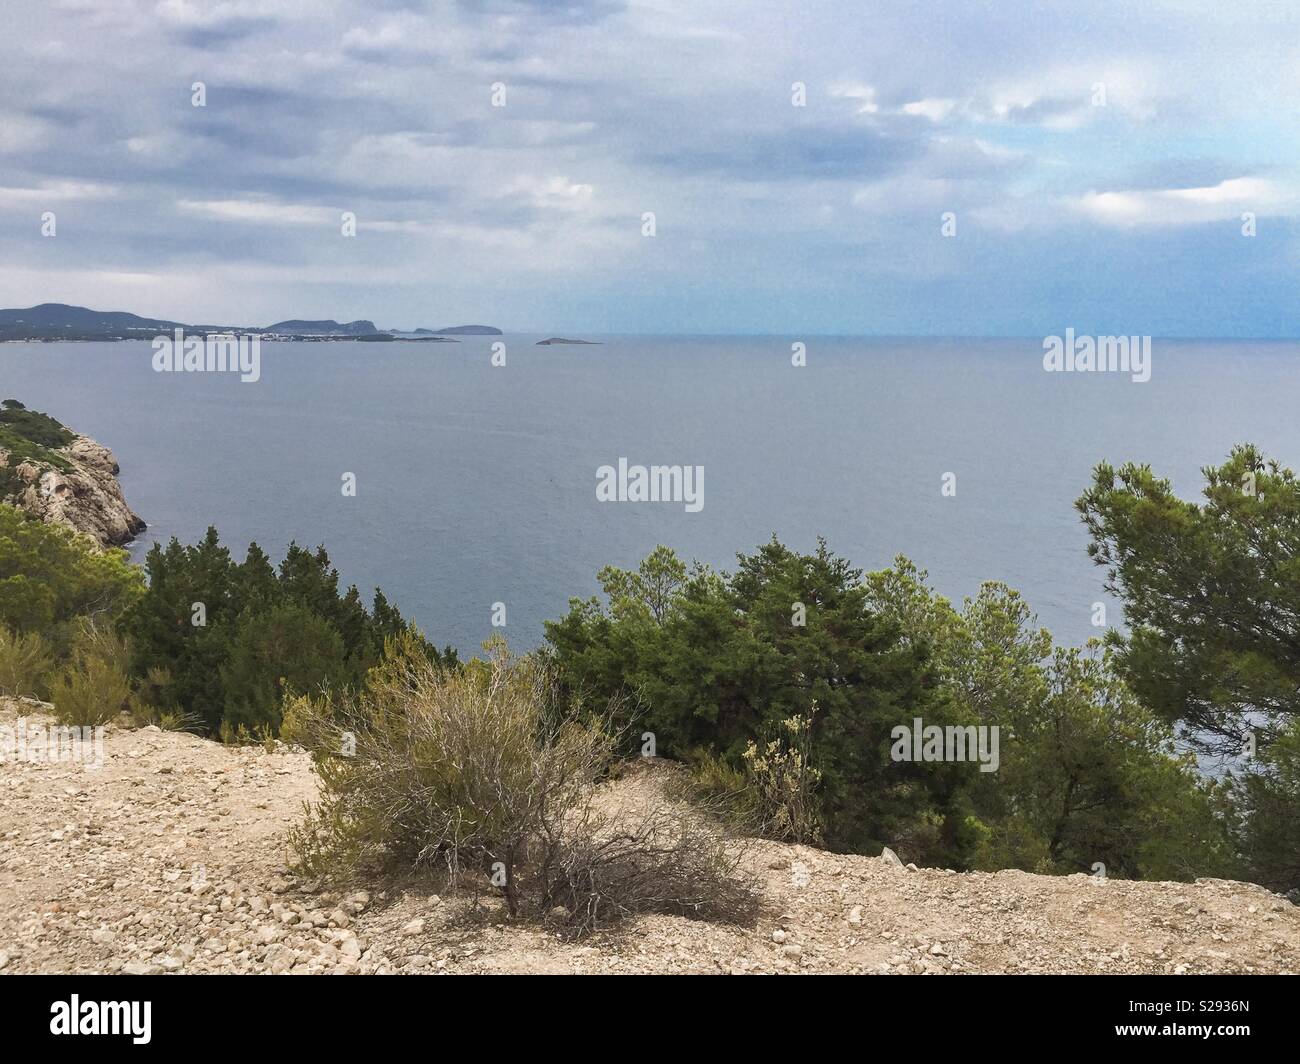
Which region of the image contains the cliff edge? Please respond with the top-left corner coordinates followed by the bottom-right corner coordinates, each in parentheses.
top-left (0, 401), bottom-right (144, 547)
top-left (0, 699), bottom-right (1294, 975)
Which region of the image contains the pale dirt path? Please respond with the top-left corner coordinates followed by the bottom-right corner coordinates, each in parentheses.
top-left (2, 699), bottom-right (1296, 975)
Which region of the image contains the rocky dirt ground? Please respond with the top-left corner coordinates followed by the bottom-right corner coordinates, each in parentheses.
top-left (1, 697), bottom-right (1296, 975)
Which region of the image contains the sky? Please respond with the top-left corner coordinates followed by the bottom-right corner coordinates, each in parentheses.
top-left (1, 0), bottom-right (1298, 336)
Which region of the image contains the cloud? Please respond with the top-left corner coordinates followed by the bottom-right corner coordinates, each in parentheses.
top-left (646, 122), bottom-right (922, 182)
top-left (455, 0), bottom-right (627, 24)
top-left (1, 0), bottom-right (1297, 334)
top-left (1074, 177), bottom-right (1295, 228)
top-left (0, 113), bottom-right (52, 153)
top-left (829, 82), bottom-right (879, 115)
top-left (154, 0), bottom-right (278, 45)
top-left (0, 179), bottom-right (118, 206)
top-left (176, 197), bottom-right (338, 225)
top-left (901, 98), bottom-right (959, 122)
top-left (497, 175), bottom-right (595, 210)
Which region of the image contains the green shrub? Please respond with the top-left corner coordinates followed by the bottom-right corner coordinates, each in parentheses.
top-left (0, 504), bottom-right (143, 648)
top-left (1229, 721), bottom-right (1300, 896)
top-left (670, 749), bottom-right (761, 830)
top-left (50, 652), bottom-right (134, 727)
top-left (1078, 446), bottom-right (1300, 890)
top-left (0, 400), bottom-right (75, 450)
top-left (0, 402), bottom-right (75, 489)
top-left (865, 557), bottom-right (1239, 880)
top-left (219, 602), bottom-right (347, 735)
top-left (120, 528), bottom-right (457, 736)
top-left (546, 537), bottom-right (969, 859)
top-left (0, 624), bottom-right (53, 698)
top-left (122, 666), bottom-right (198, 731)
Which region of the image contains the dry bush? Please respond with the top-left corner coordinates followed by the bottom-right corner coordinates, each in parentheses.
top-left (540, 789), bottom-right (758, 937)
top-left (741, 709), bottom-right (824, 846)
top-left (287, 636), bottom-right (757, 934)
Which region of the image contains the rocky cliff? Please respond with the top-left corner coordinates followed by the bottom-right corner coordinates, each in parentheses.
top-left (0, 404), bottom-right (144, 548)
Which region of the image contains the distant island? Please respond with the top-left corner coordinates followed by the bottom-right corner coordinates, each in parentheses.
top-left (264, 318), bottom-right (378, 336)
top-left (0, 304), bottom-right (503, 343)
top-left (536, 337), bottom-right (600, 346)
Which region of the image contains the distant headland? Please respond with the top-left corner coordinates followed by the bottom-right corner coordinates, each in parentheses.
top-left (0, 304), bottom-right (504, 343)
top-left (0, 399), bottom-right (144, 547)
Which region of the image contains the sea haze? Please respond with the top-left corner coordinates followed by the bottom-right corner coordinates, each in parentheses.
top-left (3, 336), bottom-right (1298, 658)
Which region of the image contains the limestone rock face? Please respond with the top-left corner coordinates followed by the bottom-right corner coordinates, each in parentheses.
top-left (1, 433), bottom-right (145, 548)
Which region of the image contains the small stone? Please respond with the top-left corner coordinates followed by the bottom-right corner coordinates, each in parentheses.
top-left (91, 928), bottom-right (116, 945)
top-left (848, 906), bottom-right (863, 925)
top-left (771, 929), bottom-right (788, 944)
top-left (402, 919), bottom-right (426, 936)
top-left (879, 846), bottom-right (903, 867)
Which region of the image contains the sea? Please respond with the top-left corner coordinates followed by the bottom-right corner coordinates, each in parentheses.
top-left (3, 335), bottom-right (1297, 660)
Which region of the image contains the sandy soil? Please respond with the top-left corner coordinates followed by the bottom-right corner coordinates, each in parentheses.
top-left (1, 697), bottom-right (1295, 975)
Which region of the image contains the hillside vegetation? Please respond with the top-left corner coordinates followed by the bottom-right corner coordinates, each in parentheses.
top-left (2, 444), bottom-right (1298, 963)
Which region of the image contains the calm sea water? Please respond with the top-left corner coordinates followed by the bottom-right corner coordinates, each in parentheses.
top-left (3, 336), bottom-right (1298, 658)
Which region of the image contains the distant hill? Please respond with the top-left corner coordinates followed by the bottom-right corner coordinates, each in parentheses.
top-left (0, 303), bottom-right (244, 341)
top-left (0, 303), bottom-right (183, 332)
top-left (0, 303), bottom-right (235, 340)
top-left (264, 319), bottom-right (378, 336)
top-left (0, 303), bottom-right (500, 342)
